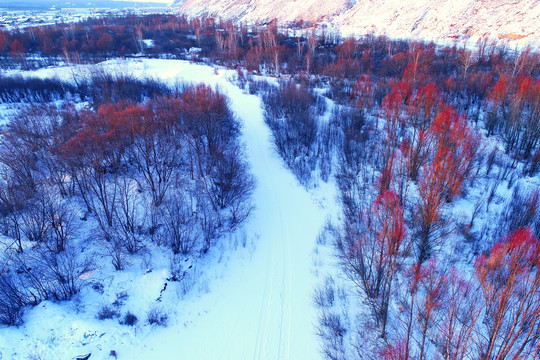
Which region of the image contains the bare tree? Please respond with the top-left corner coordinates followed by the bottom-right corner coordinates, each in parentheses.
top-left (338, 191), bottom-right (407, 338)
top-left (163, 193), bottom-right (199, 255)
top-left (113, 177), bottom-right (146, 254)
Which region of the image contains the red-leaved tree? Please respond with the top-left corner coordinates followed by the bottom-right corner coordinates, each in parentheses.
top-left (475, 227), bottom-right (540, 359)
top-left (416, 107), bottom-right (479, 262)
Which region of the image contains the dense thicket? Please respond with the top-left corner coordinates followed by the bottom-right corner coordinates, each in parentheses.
top-left (262, 81), bottom-right (329, 185)
top-left (0, 83), bottom-right (254, 325)
top-left (0, 73), bottom-right (171, 105)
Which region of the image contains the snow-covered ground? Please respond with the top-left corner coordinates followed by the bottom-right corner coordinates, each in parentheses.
top-left (0, 59), bottom-right (336, 359)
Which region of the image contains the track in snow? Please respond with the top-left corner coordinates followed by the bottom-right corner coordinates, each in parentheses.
top-left (130, 60), bottom-right (326, 360)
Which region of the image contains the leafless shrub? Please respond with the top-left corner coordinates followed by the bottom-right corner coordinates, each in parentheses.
top-left (147, 306), bottom-right (168, 326)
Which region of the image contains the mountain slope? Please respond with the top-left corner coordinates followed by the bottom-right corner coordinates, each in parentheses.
top-left (178, 0), bottom-right (540, 45)
top-left (178, 0), bottom-right (352, 24)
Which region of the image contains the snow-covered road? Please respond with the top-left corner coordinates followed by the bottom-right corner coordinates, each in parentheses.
top-left (131, 60), bottom-right (325, 359)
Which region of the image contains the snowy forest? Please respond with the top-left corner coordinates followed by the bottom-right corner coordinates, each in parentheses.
top-left (0, 14), bottom-right (539, 360)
